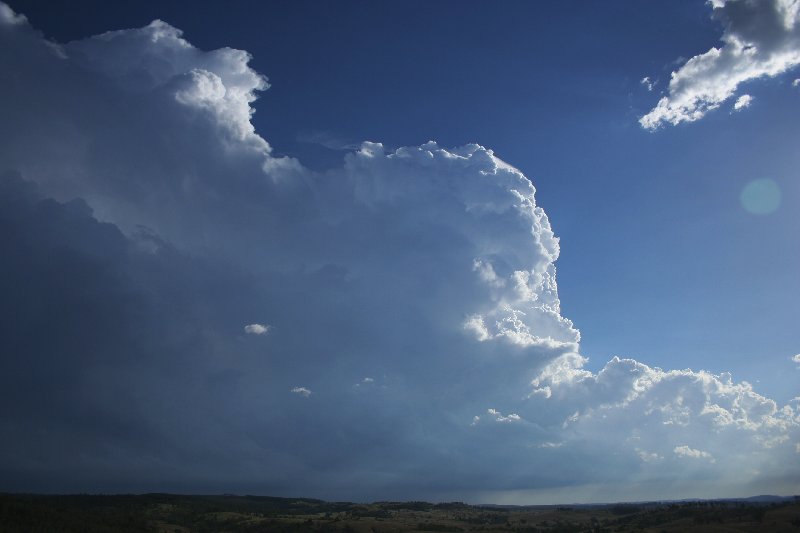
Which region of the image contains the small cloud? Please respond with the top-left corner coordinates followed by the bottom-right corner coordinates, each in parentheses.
top-left (640, 76), bottom-right (655, 91)
top-left (487, 408), bottom-right (521, 423)
top-left (674, 445), bottom-right (715, 462)
top-left (297, 130), bottom-right (360, 151)
top-left (637, 449), bottom-right (662, 462)
top-left (291, 386), bottom-right (311, 397)
top-left (539, 441), bottom-right (564, 449)
top-left (671, 56), bottom-right (687, 67)
top-left (792, 354), bottom-right (800, 366)
top-left (471, 415), bottom-right (481, 426)
top-left (463, 314), bottom-right (491, 342)
top-left (353, 377), bottom-right (375, 388)
top-left (793, 79), bottom-right (800, 87)
top-left (244, 323), bottom-right (271, 335)
top-left (733, 94), bottom-right (753, 111)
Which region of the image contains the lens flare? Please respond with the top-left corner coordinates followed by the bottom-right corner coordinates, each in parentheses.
top-left (740, 178), bottom-right (781, 215)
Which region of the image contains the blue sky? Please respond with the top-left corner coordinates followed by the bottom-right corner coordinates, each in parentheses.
top-left (1, 0), bottom-right (798, 503)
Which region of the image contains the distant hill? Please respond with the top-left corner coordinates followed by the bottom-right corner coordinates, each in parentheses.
top-left (731, 495), bottom-right (796, 503)
top-left (0, 492), bottom-right (798, 532)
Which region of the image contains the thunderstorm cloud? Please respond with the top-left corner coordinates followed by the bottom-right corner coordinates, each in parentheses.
top-left (0, 2), bottom-right (797, 501)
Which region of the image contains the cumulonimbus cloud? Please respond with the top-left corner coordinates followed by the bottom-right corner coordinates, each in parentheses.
top-left (0, 2), bottom-right (797, 501)
top-left (640, 0), bottom-right (800, 129)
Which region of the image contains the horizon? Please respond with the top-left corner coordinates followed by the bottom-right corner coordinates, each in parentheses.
top-left (0, 0), bottom-right (798, 505)
top-left (2, 490), bottom-right (797, 507)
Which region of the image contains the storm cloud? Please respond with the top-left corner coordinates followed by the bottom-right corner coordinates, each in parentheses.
top-left (0, 3), bottom-right (797, 502)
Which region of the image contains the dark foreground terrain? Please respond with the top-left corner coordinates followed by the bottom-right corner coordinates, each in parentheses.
top-left (1, 493), bottom-right (798, 532)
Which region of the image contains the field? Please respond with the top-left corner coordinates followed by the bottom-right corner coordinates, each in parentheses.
top-left (1, 493), bottom-right (798, 532)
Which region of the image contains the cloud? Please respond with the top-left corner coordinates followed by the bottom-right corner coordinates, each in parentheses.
top-left (792, 354), bottom-right (800, 365)
top-left (0, 2), bottom-right (797, 502)
top-left (674, 445), bottom-right (715, 462)
top-left (638, 450), bottom-right (662, 462)
top-left (464, 314), bottom-right (492, 341)
top-left (353, 377), bottom-right (377, 389)
top-left (487, 408), bottom-right (522, 423)
top-left (793, 78), bottom-right (800, 86)
top-left (733, 93), bottom-right (753, 110)
top-left (0, 1), bottom-right (23, 24)
top-left (640, 76), bottom-right (655, 91)
top-left (523, 355), bottom-right (798, 476)
top-left (244, 323), bottom-right (271, 335)
top-left (640, 0), bottom-right (800, 129)
top-left (297, 130), bottom-right (361, 151)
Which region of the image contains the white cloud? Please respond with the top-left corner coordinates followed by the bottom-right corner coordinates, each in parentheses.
top-left (792, 353), bottom-right (800, 365)
top-left (793, 78), bottom-right (800, 86)
top-left (539, 441), bottom-right (564, 449)
top-left (640, 76), bottom-right (655, 91)
top-left (464, 315), bottom-right (492, 341)
top-left (472, 258), bottom-right (505, 288)
top-left (244, 323), bottom-right (271, 335)
top-left (487, 408), bottom-right (522, 423)
top-left (674, 445), bottom-right (715, 462)
top-left (525, 355), bottom-right (798, 481)
top-left (291, 387), bottom-right (312, 397)
top-left (733, 93), bottom-right (753, 110)
top-left (640, 0), bottom-right (800, 129)
top-left (353, 377), bottom-right (375, 388)
top-left (68, 20), bottom-right (279, 154)
top-left (637, 449), bottom-right (662, 462)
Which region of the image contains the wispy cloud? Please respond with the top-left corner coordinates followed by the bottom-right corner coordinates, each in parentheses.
top-left (297, 130), bottom-right (361, 151)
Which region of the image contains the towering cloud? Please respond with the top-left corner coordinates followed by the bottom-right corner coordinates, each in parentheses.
top-left (0, 3), bottom-right (797, 501)
top-left (641, 0), bottom-right (800, 129)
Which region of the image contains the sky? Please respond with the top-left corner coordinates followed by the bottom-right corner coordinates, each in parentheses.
top-left (0, 0), bottom-right (798, 504)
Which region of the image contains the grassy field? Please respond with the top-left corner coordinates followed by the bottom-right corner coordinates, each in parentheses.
top-left (1, 493), bottom-right (798, 532)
